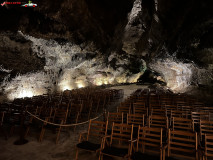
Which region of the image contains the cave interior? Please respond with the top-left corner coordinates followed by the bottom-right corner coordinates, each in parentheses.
top-left (0, 0), bottom-right (213, 159)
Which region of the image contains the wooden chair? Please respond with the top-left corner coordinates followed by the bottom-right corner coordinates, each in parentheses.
top-left (25, 105), bottom-right (40, 137)
top-left (148, 115), bottom-right (169, 129)
top-left (52, 107), bottom-right (69, 144)
top-left (203, 134), bottom-right (213, 160)
top-left (107, 112), bottom-right (124, 134)
top-left (38, 107), bottom-right (53, 142)
top-left (195, 107), bottom-right (213, 114)
top-left (92, 98), bottom-right (100, 114)
top-left (163, 104), bottom-right (177, 117)
top-left (70, 103), bottom-right (83, 125)
top-left (149, 103), bottom-right (162, 110)
top-left (149, 95), bottom-right (160, 102)
top-left (175, 101), bottom-right (188, 108)
top-left (117, 104), bottom-right (131, 114)
top-left (131, 126), bottom-right (163, 160)
top-left (0, 111), bottom-right (7, 139)
top-left (200, 120), bottom-right (213, 142)
top-left (99, 123), bottom-right (134, 160)
top-left (172, 117), bottom-right (194, 132)
top-left (166, 129), bottom-right (198, 160)
top-left (160, 98), bottom-right (173, 106)
top-left (127, 114), bottom-right (145, 127)
top-left (191, 112), bottom-right (210, 125)
top-left (107, 112), bottom-right (124, 125)
top-left (75, 120), bottom-right (108, 160)
top-left (62, 90), bottom-right (71, 98)
top-left (133, 102), bottom-right (146, 109)
top-left (133, 106), bottom-right (148, 116)
top-left (98, 95), bottom-right (107, 111)
top-left (191, 102), bottom-right (204, 108)
top-left (80, 100), bottom-right (93, 122)
top-left (136, 96), bottom-right (148, 105)
top-left (151, 109), bottom-right (166, 116)
top-left (182, 105), bottom-right (193, 111)
top-left (170, 110), bottom-right (190, 119)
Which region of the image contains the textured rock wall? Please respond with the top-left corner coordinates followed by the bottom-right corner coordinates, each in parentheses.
top-left (0, 32), bottom-right (45, 81)
top-left (0, 0), bottom-right (213, 100)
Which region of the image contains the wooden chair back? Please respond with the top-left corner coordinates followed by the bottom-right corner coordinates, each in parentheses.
top-left (200, 120), bottom-right (213, 141)
top-left (39, 107), bottom-right (53, 119)
top-left (164, 105), bottom-right (177, 117)
top-left (137, 126), bottom-right (163, 157)
top-left (179, 105), bottom-right (193, 112)
top-left (110, 123), bottom-right (133, 146)
top-left (117, 101), bottom-right (131, 114)
top-left (117, 106), bottom-right (131, 114)
top-left (170, 110), bottom-right (190, 119)
top-left (168, 129), bottom-right (198, 160)
top-left (133, 102), bottom-right (146, 109)
top-left (172, 117), bottom-right (194, 132)
top-left (151, 109), bottom-right (166, 116)
top-left (127, 114), bottom-right (144, 127)
top-left (204, 134), bottom-right (213, 159)
top-left (150, 103), bottom-right (162, 110)
top-left (107, 112), bottom-right (124, 127)
top-left (133, 106), bottom-right (148, 116)
top-left (148, 115), bottom-right (169, 129)
top-left (53, 107), bottom-right (69, 124)
top-left (87, 120), bottom-right (108, 141)
top-left (191, 112), bottom-right (210, 124)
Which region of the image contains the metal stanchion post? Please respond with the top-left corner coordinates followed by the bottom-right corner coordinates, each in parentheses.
top-left (14, 108), bottom-right (28, 145)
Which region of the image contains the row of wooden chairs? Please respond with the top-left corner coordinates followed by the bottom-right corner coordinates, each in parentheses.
top-left (0, 87), bottom-right (124, 143)
top-left (76, 120), bottom-right (212, 160)
top-left (75, 87), bottom-right (213, 160)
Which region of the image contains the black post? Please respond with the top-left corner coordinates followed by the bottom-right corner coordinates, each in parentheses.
top-left (14, 107), bottom-right (28, 145)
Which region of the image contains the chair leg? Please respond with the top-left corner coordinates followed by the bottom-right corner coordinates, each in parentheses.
top-left (98, 153), bottom-right (103, 160)
top-left (25, 126), bottom-right (30, 138)
top-left (56, 126), bottom-right (62, 144)
top-left (75, 147), bottom-right (79, 160)
top-left (39, 127), bottom-right (45, 142)
top-left (0, 127), bottom-right (8, 140)
top-left (3, 129), bottom-right (8, 140)
top-left (10, 126), bottom-right (14, 136)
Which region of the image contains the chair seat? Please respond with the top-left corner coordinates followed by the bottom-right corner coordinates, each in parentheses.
top-left (102, 146), bottom-right (129, 157)
top-left (76, 141), bottom-right (101, 151)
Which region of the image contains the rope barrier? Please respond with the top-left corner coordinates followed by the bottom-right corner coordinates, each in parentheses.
top-left (26, 111), bottom-right (103, 127)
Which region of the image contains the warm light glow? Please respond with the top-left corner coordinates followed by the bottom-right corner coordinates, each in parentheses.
top-left (75, 80), bottom-right (85, 88)
top-left (104, 80), bottom-right (108, 85)
top-left (77, 83), bottom-right (84, 88)
top-left (3, 72), bottom-right (48, 100)
top-left (96, 79), bottom-right (103, 86)
top-left (8, 89), bottom-right (35, 100)
top-left (59, 79), bottom-right (73, 91)
top-left (18, 90), bottom-right (33, 98)
top-left (63, 85), bottom-right (72, 91)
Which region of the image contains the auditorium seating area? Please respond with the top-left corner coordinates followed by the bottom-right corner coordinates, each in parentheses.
top-left (0, 87), bottom-right (124, 144)
top-left (1, 87), bottom-right (213, 159)
top-left (76, 88), bottom-right (213, 160)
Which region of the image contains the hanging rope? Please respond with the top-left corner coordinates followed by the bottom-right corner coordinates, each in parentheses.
top-left (26, 111), bottom-right (104, 127)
